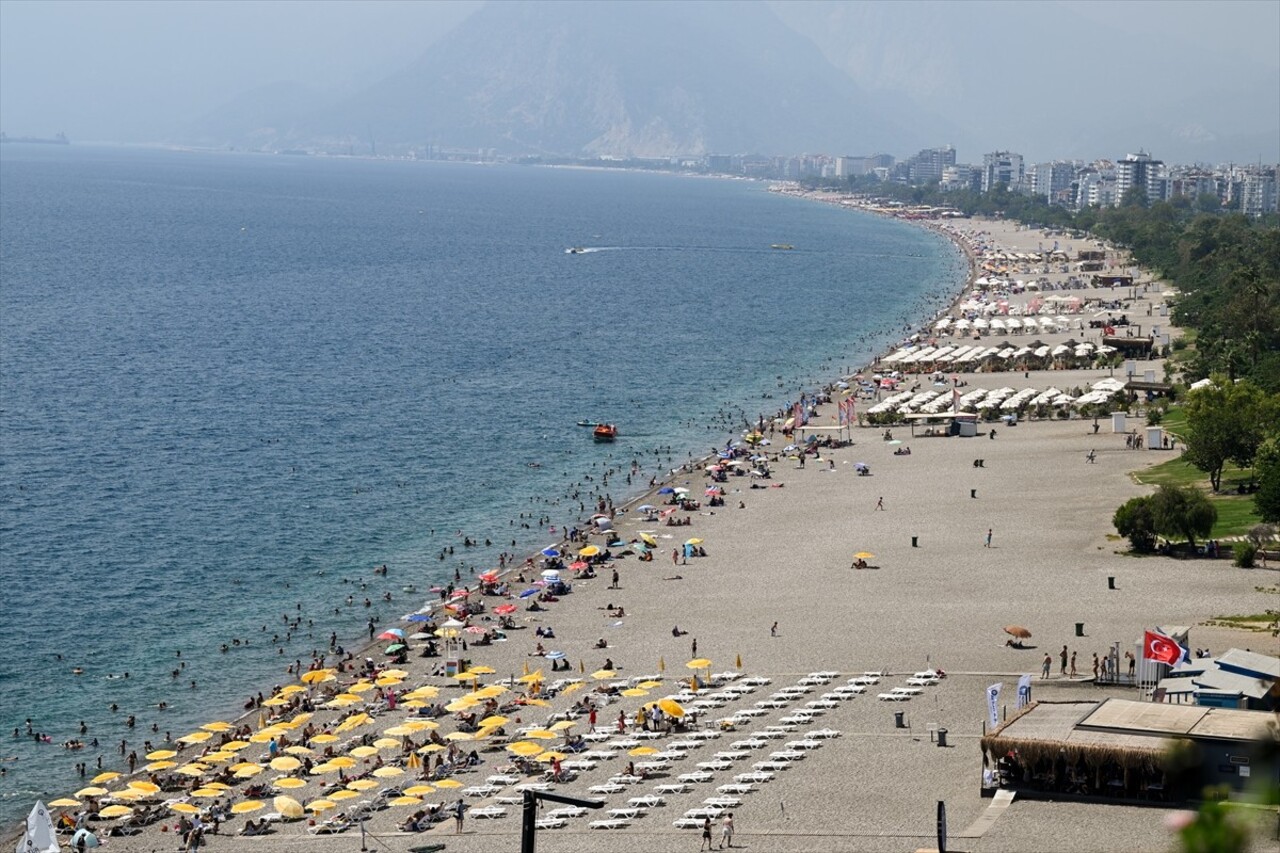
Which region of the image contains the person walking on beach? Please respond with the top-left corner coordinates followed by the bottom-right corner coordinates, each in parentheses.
top-left (1041, 654), bottom-right (1051, 679)
top-left (453, 798), bottom-right (465, 834)
top-left (1069, 651), bottom-right (1078, 678)
top-left (1059, 645), bottom-right (1068, 676)
top-left (985, 528), bottom-right (993, 548)
top-left (770, 622), bottom-right (777, 638)
top-left (691, 638), bottom-right (697, 658)
top-left (700, 817), bottom-right (713, 851)
top-left (720, 812), bottom-right (735, 848)
top-left (875, 496), bottom-right (884, 511)
top-left (588, 705), bottom-right (598, 732)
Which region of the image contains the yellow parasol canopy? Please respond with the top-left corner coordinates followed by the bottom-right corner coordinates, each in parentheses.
top-left (48, 799), bottom-right (81, 808)
top-left (127, 781), bottom-right (161, 794)
top-left (657, 698), bottom-right (686, 718)
top-left (231, 800), bottom-right (264, 814)
top-left (371, 766), bottom-right (404, 778)
top-left (348, 745), bottom-right (379, 758)
top-left (506, 741), bottom-right (543, 756)
top-left (622, 688), bottom-right (649, 697)
top-left (98, 805), bottom-right (134, 819)
top-left (90, 772), bottom-right (120, 784)
top-left (327, 790), bottom-right (359, 802)
top-left (168, 803), bottom-right (201, 815)
top-left (390, 796), bottom-right (422, 807)
top-left (144, 749), bottom-right (177, 760)
top-left (309, 733), bottom-right (339, 744)
top-left (372, 737), bottom-right (401, 749)
top-left (270, 756), bottom-right (303, 771)
top-left (345, 779), bottom-right (379, 791)
top-left (306, 799), bottom-right (336, 813)
top-left (174, 764), bottom-right (208, 777)
top-left (300, 669), bottom-right (336, 685)
top-left (590, 669), bottom-right (616, 680)
top-left (524, 728), bottom-right (557, 740)
top-left (432, 779), bottom-right (462, 790)
top-left (75, 787), bottom-right (109, 798)
top-left (273, 796), bottom-right (304, 820)
top-left (549, 720), bottom-right (577, 731)
top-left (274, 778), bottom-right (306, 789)
top-left (201, 721), bottom-right (234, 732)
top-left (284, 745), bottom-right (314, 755)
top-left (402, 784), bottom-right (435, 796)
top-left (628, 745), bottom-right (659, 756)
top-left (177, 731), bottom-right (212, 744)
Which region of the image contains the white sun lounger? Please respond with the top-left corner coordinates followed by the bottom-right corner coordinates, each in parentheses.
top-left (588, 819), bottom-right (629, 829)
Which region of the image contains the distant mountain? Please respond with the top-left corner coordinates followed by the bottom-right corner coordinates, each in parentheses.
top-left (183, 81), bottom-right (332, 150)
top-left (193, 0), bottom-right (944, 158)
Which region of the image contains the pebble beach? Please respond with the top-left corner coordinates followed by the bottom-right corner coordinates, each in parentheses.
top-left (19, 214), bottom-right (1271, 853)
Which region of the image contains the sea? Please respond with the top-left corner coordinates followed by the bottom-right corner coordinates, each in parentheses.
top-left (0, 145), bottom-right (964, 822)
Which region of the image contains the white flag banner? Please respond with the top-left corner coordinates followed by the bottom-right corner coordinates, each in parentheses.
top-left (1016, 674), bottom-right (1033, 709)
top-left (986, 682), bottom-right (1002, 730)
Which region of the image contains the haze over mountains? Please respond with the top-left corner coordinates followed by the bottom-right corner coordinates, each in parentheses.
top-left (2, 0), bottom-right (1277, 163)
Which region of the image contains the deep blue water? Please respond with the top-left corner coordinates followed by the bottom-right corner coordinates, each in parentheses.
top-left (0, 146), bottom-right (963, 820)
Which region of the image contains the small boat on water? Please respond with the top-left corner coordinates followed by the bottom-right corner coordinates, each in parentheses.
top-left (771, 243), bottom-right (794, 250)
top-left (593, 424), bottom-right (618, 441)
top-left (566, 247), bottom-right (588, 254)
top-left (576, 420), bottom-right (599, 427)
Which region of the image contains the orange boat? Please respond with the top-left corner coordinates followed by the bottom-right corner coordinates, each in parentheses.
top-left (593, 424), bottom-right (618, 441)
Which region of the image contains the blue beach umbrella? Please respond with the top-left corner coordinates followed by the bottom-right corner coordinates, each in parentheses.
top-left (657, 487), bottom-right (675, 494)
top-left (71, 829), bottom-right (100, 849)
top-left (406, 614), bottom-right (432, 623)
top-left (519, 588), bottom-right (539, 599)
top-left (546, 651), bottom-right (566, 660)
top-left (541, 547), bottom-right (560, 558)
top-left (637, 504), bottom-right (656, 512)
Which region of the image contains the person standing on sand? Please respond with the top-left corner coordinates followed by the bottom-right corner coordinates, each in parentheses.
top-left (453, 798), bottom-right (465, 834)
top-left (1059, 645), bottom-right (1068, 676)
top-left (1041, 654), bottom-right (1051, 679)
top-left (1069, 651), bottom-right (1077, 678)
top-left (720, 812), bottom-right (735, 848)
top-left (770, 622), bottom-right (777, 638)
top-left (700, 817), bottom-right (713, 851)
top-left (985, 528), bottom-right (993, 548)
top-left (691, 638), bottom-right (697, 658)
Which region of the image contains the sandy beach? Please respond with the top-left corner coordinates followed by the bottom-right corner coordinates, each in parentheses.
top-left (26, 214), bottom-right (1271, 853)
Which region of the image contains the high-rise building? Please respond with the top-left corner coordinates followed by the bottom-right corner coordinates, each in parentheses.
top-left (1114, 151), bottom-right (1164, 205)
top-left (982, 151), bottom-right (1024, 192)
top-left (1030, 161), bottom-right (1076, 202)
top-left (1239, 168), bottom-right (1278, 216)
top-left (905, 146), bottom-right (957, 184)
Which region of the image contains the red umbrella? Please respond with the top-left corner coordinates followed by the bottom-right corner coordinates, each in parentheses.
top-left (493, 604), bottom-right (517, 615)
top-left (569, 561), bottom-right (589, 571)
top-left (478, 572), bottom-right (499, 583)
top-left (377, 631), bottom-right (401, 641)
top-left (464, 626), bottom-right (487, 635)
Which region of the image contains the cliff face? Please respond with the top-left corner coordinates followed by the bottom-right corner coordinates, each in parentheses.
top-left (195, 0), bottom-right (934, 157)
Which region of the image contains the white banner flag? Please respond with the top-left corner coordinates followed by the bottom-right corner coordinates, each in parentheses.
top-left (986, 682), bottom-right (1002, 730)
top-left (1016, 674), bottom-right (1033, 709)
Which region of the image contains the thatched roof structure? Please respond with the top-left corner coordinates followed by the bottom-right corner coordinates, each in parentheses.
top-left (980, 698), bottom-right (1274, 773)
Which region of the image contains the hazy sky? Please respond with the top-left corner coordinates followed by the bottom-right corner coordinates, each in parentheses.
top-left (1, 0), bottom-right (1277, 161)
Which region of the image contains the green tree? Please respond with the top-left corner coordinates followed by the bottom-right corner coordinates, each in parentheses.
top-left (1113, 496), bottom-right (1157, 552)
top-left (1150, 484), bottom-right (1217, 548)
top-left (1182, 377), bottom-right (1270, 491)
top-left (1256, 438), bottom-right (1280, 523)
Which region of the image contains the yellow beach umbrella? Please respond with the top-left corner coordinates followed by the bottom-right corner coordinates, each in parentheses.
top-left (306, 799), bottom-right (336, 813)
top-left (468, 665), bottom-right (496, 675)
top-left (445, 731), bottom-right (473, 742)
top-left (75, 787), bottom-right (109, 798)
top-left (234, 765), bottom-right (265, 779)
top-left (274, 777), bottom-right (306, 789)
top-left (506, 741), bottom-right (542, 756)
top-left (347, 682), bottom-right (375, 693)
top-left (284, 745), bottom-right (314, 755)
top-left (201, 721), bottom-right (234, 732)
top-left (231, 800), bottom-right (264, 815)
top-left (273, 796), bottom-right (304, 820)
top-left (550, 720), bottom-right (577, 732)
top-left (638, 680), bottom-right (663, 688)
top-left (191, 788), bottom-right (223, 799)
top-left (334, 713), bottom-right (372, 734)
top-left (144, 749), bottom-right (176, 761)
top-left (310, 762), bottom-right (339, 775)
top-left (327, 756), bottom-right (357, 769)
top-left (402, 687), bottom-right (439, 699)
top-left (278, 684), bottom-right (307, 696)
top-left (91, 772), bottom-right (120, 784)
top-left (524, 729), bottom-right (557, 740)
top-left (400, 700), bottom-right (426, 710)
top-left (402, 720), bottom-right (439, 732)
top-left (657, 698), bottom-right (686, 718)
top-left (381, 668), bottom-right (409, 678)
top-left (686, 658), bottom-right (712, 670)
top-left (578, 545), bottom-right (600, 557)
top-left (402, 784), bottom-right (435, 796)
top-left (433, 779), bottom-right (462, 790)
top-left (345, 779), bottom-right (379, 791)
top-left (434, 628), bottom-right (459, 639)
top-left (560, 682), bottom-right (584, 695)
top-left (417, 743), bottom-right (446, 754)
top-left (270, 756), bottom-right (303, 771)
top-left (327, 790), bottom-right (359, 801)
top-left (622, 688), bottom-right (649, 697)
top-left (348, 745), bottom-right (379, 758)
top-left (374, 676), bottom-right (403, 687)
top-left (300, 669), bottom-right (336, 685)
top-left (175, 764), bottom-right (208, 777)
top-left (390, 796), bottom-right (422, 807)
top-left (537, 751), bottom-right (567, 762)
top-left (372, 737), bottom-right (402, 749)
top-left (127, 781), bottom-right (161, 794)
top-left (223, 739), bottom-right (251, 751)
top-left (658, 656), bottom-right (665, 672)
top-left (516, 671), bottom-right (544, 684)
top-left (178, 731), bottom-right (212, 744)
top-left (479, 715), bottom-right (509, 728)
top-left (639, 533), bottom-right (658, 546)
top-left (628, 746), bottom-right (659, 756)
top-left (590, 669), bottom-right (616, 680)
top-left (168, 803), bottom-right (201, 815)
top-left (204, 782), bottom-right (233, 791)
top-left (372, 766), bottom-right (404, 778)
top-left (261, 697), bottom-right (289, 707)
top-left (49, 798), bottom-right (81, 808)
top-left (111, 789), bottom-right (146, 802)
top-left (523, 698), bottom-right (550, 707)
top-left (445, 698), bottom-right (478, 713)
top-left (382, 725), bottom-right (413, 737)
top-left (147, 759), bottom-right (178, 772)
top-left (309, 733), bottom-right (339, 744)
top-left (98, 806), bottom-right (134, 819)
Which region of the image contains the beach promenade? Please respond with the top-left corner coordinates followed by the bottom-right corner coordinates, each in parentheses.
top-left (32, 218), bottom-right (1272, 853)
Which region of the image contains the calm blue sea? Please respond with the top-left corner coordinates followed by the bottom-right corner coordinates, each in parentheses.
top-left (0, 145), bottom-right (963, 820)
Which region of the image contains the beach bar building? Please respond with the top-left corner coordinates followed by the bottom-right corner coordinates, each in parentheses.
top-left (981, 698), bottom-right (1276, 802)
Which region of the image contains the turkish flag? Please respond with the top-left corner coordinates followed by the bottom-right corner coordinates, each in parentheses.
top-left (1143, 630), bottom-right (1184, 665)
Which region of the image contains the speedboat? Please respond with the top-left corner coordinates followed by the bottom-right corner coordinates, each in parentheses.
top-left (576, 420), bottom-right (599, 427)
top-left (593, 424), bottom-right (618, 441)
top-left (566, 247), bottom-right (587, 254)
top-left (771, 243), bottom-right (794, 250)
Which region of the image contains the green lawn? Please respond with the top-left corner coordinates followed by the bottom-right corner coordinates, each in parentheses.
top-left (1133, 453), bottom-right (1261, 539)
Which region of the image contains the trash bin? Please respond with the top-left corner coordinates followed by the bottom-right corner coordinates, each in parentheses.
top-left (893, 711), bottom-right (906, 729)
top-left (911, 536), bottom-right (919, 548)
top-left (1075, 622), bottom-right (1084, 637)
top-left (937, 727), bottom-right (948, 748)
